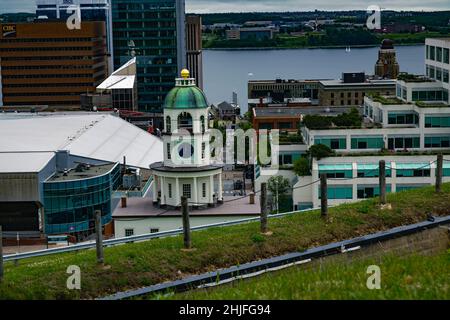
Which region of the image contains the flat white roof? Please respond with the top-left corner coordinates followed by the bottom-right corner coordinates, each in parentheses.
top-left (0, 113), bottom-right (163, 170)
top-left (97, 75), bottom-right (136, 90)
top-left (0, 152), bottom-right (55, 173)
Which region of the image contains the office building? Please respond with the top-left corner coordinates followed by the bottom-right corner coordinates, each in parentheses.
top-left (318, 73), bottom-right (396, 106)
top-left (256, 39), bottom-right (450, 210)
top-left (35, 0), bottom-right (114, 73)
top-left (0, 113), bottom-right (163, 239)
top-left (186, 15), bottom-right (203, 89)
top-left (425, 38), bottom-right (450, 104)
top-left (0, 21), bottom-right (108, 108)
top-left (226, 27), bottom-right (277, 41)
top-left (248, 79), bottom-right (320, 103)
top-left (112, 0), bottom-right (186, 113)
top-left (375, 39), bottom-right (400, 79)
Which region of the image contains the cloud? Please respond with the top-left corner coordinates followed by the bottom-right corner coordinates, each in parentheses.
top-left (1, 0), bottom-right (449, 14)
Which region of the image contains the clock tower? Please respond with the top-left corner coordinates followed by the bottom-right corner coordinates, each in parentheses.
top-left (150, 69), bottom-right (223, 208)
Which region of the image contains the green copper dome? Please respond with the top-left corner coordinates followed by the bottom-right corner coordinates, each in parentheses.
top-left (164, 86), bottom-right (208, 110)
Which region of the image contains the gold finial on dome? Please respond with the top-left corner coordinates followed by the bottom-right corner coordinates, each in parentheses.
top-left (181, 69), bottom-right (190, 79)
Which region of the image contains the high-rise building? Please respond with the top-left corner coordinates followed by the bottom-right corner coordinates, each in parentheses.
top-left (375, 39), bottom-right (400, 79)
top-left (35, 0), bottom-right (114, 74)
top-left (186, 15), bottom-right (203, 89)
top-left (425, 38), bottom-right (450, 104)
top-left (112, 0), bottom-right (186, 113)
top-left (0, 21), bottom-right (108, 107)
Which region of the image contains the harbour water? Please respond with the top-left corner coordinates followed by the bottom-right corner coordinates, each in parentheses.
top-left (203, 45), bottom-right (425, 111)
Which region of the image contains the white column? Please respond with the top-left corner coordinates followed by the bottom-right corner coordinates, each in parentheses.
top-left (153, 175), bottom-right (158, 203)
top-left (175, 177), bottom-right (180, 206)
top-left (160, 176), bottom-right (165, 205)
top-left (209, 175), bottom-right (214, 203)
top-left (193, 177), bottom-right (198, 205)
top-left (218, 173), bottom-right (223, 201)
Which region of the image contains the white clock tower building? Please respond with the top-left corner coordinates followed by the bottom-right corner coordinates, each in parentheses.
top-left (150, 69), bottom-right (223, 208)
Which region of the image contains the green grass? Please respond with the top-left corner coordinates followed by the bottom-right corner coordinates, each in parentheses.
top-left (1, 184), bottom-right (450, 299)
top-left (164, 251), bottom-right (450, 300)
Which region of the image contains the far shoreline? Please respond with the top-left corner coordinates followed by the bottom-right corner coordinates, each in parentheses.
top-left (203, 43), bottom-right (425, 51)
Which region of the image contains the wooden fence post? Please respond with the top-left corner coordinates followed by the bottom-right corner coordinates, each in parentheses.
top-left (436, 154), bottom-right (443, 193)
top-left (320, 174), bottom-right (328, 217)
top-left (260, 183), bottom-right (268, 233)
top-left (95, 210), bottom-right (104, 265)
top-left (379, 160), bottom-right (386, 205)
top-left (181, 196), bottom-right (191, 249)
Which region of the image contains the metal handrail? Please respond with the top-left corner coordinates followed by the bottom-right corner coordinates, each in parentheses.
top-left (2, 207), bottom-right (317, 262)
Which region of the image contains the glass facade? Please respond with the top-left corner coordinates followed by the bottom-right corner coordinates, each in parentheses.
top-left (318, 164), bottom-right (352, 178)
top-left (351, 136), bottom-right (384, 149)
top-left (397, 184), bottom-right (428, 192)
top-left (357, 164), bottom-right (391, 178)
top-left (43, 164), bottom-right (121, 234)
top-left (112, 0), bottom-right (181, 112)
top-left (388, 112), bottom-right (419, 125)
top-left (319, 185), bottom-right (353, 200)
top-left (357, 185), bottom-right (392, 199)
top-left (388, 136), bottom-right (420, 150)
top-left (412, 89), bottom-right (447, 101)
top-left (396, 163), bottom-right (431, 177)
top-left (424, 136), bottom-right (450, 148)
top-left (315, 137), bottom-right (346, 150)
top-left (425, 116), bottom-right (450, 128)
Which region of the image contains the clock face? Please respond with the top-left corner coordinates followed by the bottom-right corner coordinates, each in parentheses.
top-left (178, 143), bottom-right (194, 158)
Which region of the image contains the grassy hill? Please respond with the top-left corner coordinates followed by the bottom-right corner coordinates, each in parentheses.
top-left (1, 183), bottom-right (450, 300)
top-left (165, 251), bottom-right (450, 300)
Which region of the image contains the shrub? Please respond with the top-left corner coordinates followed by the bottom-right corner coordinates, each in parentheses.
top-left (308, 144), bottom-right (335, 160)
top-left (293, 157), bottom-right (311, 176)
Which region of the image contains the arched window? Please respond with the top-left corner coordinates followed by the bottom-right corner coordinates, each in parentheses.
top-left (200, 115), bottom-right (206, 134)
top-left (178, 112), bottom-right (193, 133)
top-left (166, 116), bottom-right (171, 133)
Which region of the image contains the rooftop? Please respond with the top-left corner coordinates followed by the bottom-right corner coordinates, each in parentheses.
top-left (254, 106), bottom-right (353, 118)
top-left (113, 195), bottom-right (261, 218)
top-left (0, 112), bottom-right (163, 170)
top-left (48, 163), bottom-right (117, 182)
top-left (0, 152), bottom-right (55, 173)
top-left (319, 79), bottom-right (396, 87)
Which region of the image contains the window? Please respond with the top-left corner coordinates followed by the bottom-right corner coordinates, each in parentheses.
top-left (429, 46), bottom-right (435, 60)
top-left (167, 143), bottom-right (171, 160)
top-left (351, 137), bottom-right (384, 149)
top-left (357, 185), bottom-right (391, 199)
top-left (425, 116), bottom-right (450, 128)
top-left (436, 47), bottom-right (442, 62)
top-left (125, 229), bottom-right (134, 237)
top-left (200, 115), bottom-right (206, 134)
top-left (319, 186), bottom-right (352, 200)
top-left (182, 184), bottom-right (191, 198)
top-left (166, 116), bottom-right (171, 133)
top-left (168, 183), bottom-right (172, 198)
top-left (444, 48), bottom-right (449, 64)
top-left (388, 137), bottom-right (420, 150)
top-left (425, 136), bottom-right (450, 148)
top-left (202, 183), bottom-right (206, 198)
top-left (150, 228), bottom-right (159, 234)
top-left (201, 142), bottom-right (206, 159)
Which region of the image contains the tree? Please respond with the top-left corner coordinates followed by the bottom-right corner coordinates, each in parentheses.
top-left (267, 176), bottom-right (290, 214)
top-left (293, 157), bottom-right (311, 176)
top-left (308, 144), bottom-right (335, 160)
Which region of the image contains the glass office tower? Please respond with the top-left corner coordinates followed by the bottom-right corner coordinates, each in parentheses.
top-left (112, 0), bottom-right (186, 112)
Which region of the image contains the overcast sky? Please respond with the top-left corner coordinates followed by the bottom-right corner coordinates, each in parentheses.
top-left (1, 0), bottom-right (449, 14)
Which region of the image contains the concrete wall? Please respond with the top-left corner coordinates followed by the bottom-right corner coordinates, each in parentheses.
top-left (114, 215), bottom-right (257, 238)
top-left (307, 223), bottom-right (449, 269)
